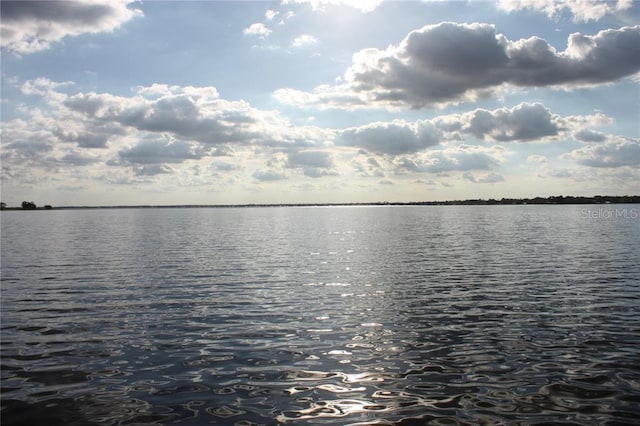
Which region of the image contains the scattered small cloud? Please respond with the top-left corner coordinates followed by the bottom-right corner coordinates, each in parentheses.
top-left (243, 23), bottom-right (272, 38)
top-left (279, 11), bottom-right (296, 24)
top-left (265, 9), bottom-right (279, 20)
top-left (290, 34), bottom-right (319, 48)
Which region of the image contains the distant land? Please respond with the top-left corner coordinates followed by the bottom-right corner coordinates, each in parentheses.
top-left (1, 195), bottom-right (639, 210)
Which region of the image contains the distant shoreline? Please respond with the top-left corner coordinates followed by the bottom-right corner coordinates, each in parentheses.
top-left (2, 195), bottom-right (639, 210)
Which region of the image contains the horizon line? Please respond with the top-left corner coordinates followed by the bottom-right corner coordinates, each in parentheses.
top-left (2, 195), bottom-right (639, 210)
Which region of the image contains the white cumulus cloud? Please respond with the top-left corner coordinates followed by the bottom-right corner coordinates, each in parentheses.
top-left (565, 137), bottom-right (640, 167)
top-left (243, 23), bottom-right (272, 37)
top-left (276, 23), bottom-right (640, 109)
top-left (336, 120), bottom-right (442, 155)
top-left (291, 34), bottom-right (319, 48)
top-left (0, 0), bottom-right (142, 54)
top-left (435, 103), bottom-right (565, 142)
top-left (497, 0), bottom-right (633, 22)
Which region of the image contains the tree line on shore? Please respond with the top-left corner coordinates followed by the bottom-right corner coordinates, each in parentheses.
top-left (411, 195), bottom-right (640, 205)
top-left (0, 195), bottom-right (638, 210)
top-left (0, 201), bottom-right (52, 210)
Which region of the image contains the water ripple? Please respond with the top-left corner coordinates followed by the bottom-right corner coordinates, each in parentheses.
top-left (1, 206), bottom-right (639, 424)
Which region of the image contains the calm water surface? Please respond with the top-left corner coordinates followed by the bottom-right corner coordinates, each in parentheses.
top-left (1, 205), bottom-right (639, 425)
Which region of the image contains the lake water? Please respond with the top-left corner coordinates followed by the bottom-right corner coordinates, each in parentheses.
top-left (1, 205), bottom-right (639, 425)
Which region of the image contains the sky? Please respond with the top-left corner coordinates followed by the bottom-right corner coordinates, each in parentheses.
top-left (1, 0), bottom-right (639, 206)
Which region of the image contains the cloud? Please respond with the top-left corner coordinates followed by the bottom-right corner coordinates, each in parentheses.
top-left (20, 77), bottom-right (74, 98)
top-left (565, 137), bottom-right (640, 167)
top-left (286, 150), bottom-right (337, 178)
top-left (463, 171), bottom-right (505, 183)
top-left (53, 129), bottom-right (111, 148)
top-left (0, 117), bottom-right (56, 166)
top-left (351, 155), bottom-right (386, 178)
top-left (64, 83), bottom-right (314, 148)
top-left (1, 139), bottom-right (53, 162)
top-left (564, 111), bottom-right (614, 128)
top-left (265, 9), bottom-right (279, 20)
top-left (436, 103), bottom-right (565, 142)
top-left (59, 151), bottom-right (101, 166)
top-left (0, 0), bottom-right (142, 54)
top-left (287, 150), bottom-right (333, 168)
top-left (301, 167), bottom-right (339, 178)
top-left (119, 138), bottom-right (205, 164)
top-left (211, 160), bottom-right (241, 172)
top-left (273, 86), bottom-right (366, 110)
top-left (2, 79), bottom-right (343, 187)
top-left (349, 144), bottom-right (504, 179)
top-left (573, 128), bottom-right (608, 143)
top-left (336, 120), bottom-right (442, 155)
top-left (527, 154), bottom-right (549, 164)
top-left (252, 168), bottom-right (288, 182)
top-left (5, 76), bottom-right (633, 195)
top-left (133, 164), bottom-right (174, 176)
top-left (497, 0), bottom-right (633, 22)
top-left (335, 102), bottom-right (586, 157)
top-left (276, 23), bottom-right (640, 109)
top-left (394, 145), bottom-right (504, 174)
top-left (282, 0), bottom-right (383, 13)
top-left (291, 34), bottom-right (318, 48)
top-left (243, 23), bottom-right (272, 37)
top-left (52, 120), bottom-right (127, 148)
top-left (548, 168), bottom-right (572, 178)
top-left (479, 172), bottom-right (505, 183)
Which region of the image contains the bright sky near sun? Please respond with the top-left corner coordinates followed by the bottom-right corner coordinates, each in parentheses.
top-left (1, 0), bottom-right (639, 206)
